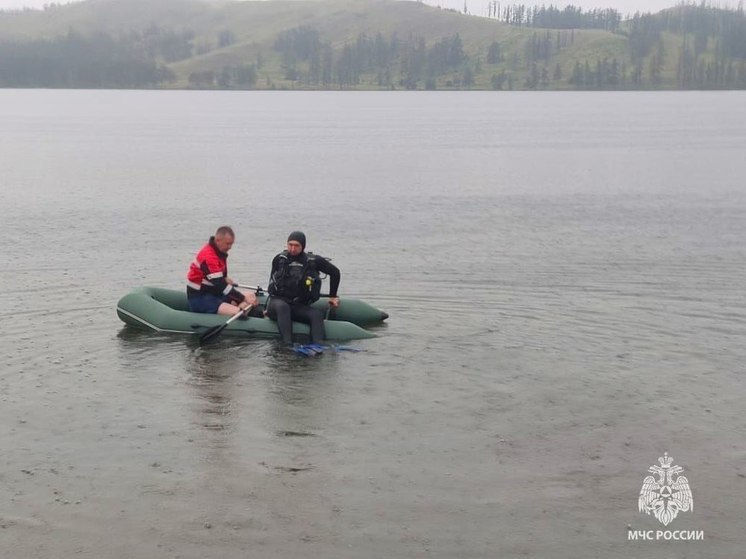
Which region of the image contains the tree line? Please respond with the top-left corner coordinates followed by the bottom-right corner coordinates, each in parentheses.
top-left (622, 3), bottom-right (746, 89)
top-left (272, 26), bottom-right (470, 89)
top-left (475, 2), bottom-right (744, 90)
top-left (485, 3), bottom-right (622, 31)
top-left (0, 24), bottom-right (251, 88)
top-left (0, 3), bottom-right (744, 90)
top-left (0, 31), bottom-right (173, 88)
top-left (489, 3), bottom-right (746, 90)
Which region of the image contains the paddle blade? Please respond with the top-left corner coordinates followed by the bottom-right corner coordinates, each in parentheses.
top-left (198, 306), bottom-right (252, 345)
top-left (199, 323), bottom-right (228, 345)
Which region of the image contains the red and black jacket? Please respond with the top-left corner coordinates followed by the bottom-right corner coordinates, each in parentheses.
top-left (186, 237), bottom-right (245, 303)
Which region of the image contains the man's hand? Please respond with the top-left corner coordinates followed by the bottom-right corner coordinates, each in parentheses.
top-left (243, 291), bottom-right (258, 306)
top-left (328, 296), bottom-right (340, 308)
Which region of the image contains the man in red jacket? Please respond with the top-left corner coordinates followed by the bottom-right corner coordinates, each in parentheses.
top-left (187, 226), bottom-right (258, 316)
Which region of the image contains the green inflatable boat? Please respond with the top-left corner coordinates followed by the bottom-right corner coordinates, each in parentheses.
top-left (116, 287), bottom-right (387, 341)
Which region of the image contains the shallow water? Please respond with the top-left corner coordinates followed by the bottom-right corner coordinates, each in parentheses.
top-left (1, 90), bottom-right (745, 557)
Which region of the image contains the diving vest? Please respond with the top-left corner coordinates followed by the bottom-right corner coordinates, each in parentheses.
top-left (268, 251), bottom-right (322, 304)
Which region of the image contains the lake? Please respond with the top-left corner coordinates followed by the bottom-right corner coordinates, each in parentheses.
top-left (1, 90), bottom-right (745, 558)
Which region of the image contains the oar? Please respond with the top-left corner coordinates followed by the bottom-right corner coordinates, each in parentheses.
top-left (199, 306), bottom-right (253, 345)
top-left (235, 283), bottom-right (334, 299)
top-left (234, 284), bottom-right (266, 293)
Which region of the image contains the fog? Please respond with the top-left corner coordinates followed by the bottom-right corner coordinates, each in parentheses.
top-left (0, 0), bottom-right (731, 17)
top-left (424, 0), bottom-right (731, 17)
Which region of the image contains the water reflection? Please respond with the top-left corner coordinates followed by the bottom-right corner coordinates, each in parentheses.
top-left (117, 328), bottom-right (250, 442)
top-left (115, 326), bottom-right (189, 359)
top-left (262, 341), bottom-right (344, 406)
top-left (186, 337), bottom-right (347, 448)
top-left (186, 348), bottom-right (240, 434)
top-left (117, 328), bottom-right (348, 443)
top-left (184, 338), bottom-right (347, 476)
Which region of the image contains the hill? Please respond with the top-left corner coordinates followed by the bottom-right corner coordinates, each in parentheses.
top-left (0, 0), bottom-right (744, 90)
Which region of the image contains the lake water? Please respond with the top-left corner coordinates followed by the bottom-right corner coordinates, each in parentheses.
top-left (1, 90), bottom-right (745, 558)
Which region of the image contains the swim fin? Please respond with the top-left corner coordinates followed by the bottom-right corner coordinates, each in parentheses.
top-left (305, 344), bottom-right (363, 353)
top-left (330, 344), bottom-right (363, 352)
top-left (293, 344), bottom-right (324, 356)
top-left (292, 343), bottom-right (363, 356)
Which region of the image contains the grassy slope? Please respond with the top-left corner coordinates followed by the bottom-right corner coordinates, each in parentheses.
top-left (167, 0), bottom-right (634, 89)
top-left (0, 0), bottom-right (735, 89)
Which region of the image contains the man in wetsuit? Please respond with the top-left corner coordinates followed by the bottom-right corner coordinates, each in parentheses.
top-left (266, 231), bottom-right (340, 344)
top-left (187, 226), bottom-right (258, 317)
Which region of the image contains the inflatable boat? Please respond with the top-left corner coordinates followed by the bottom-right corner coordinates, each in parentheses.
top-left (116, 286), bottom-right (387, 341)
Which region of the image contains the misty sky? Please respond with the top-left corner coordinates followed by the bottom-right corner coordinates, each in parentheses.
top-left (0, 0), bottom-right (735, 18)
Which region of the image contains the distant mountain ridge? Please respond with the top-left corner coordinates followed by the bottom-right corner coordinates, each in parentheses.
top-left (0, 0), bottom-right (744, 89)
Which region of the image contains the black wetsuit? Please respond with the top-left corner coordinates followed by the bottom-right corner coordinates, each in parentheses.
top-left (266, 251), bottom-right (340, 344)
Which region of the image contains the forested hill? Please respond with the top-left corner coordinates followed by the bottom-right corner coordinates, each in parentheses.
top-left (0, 0), bottom-right (744, 90)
